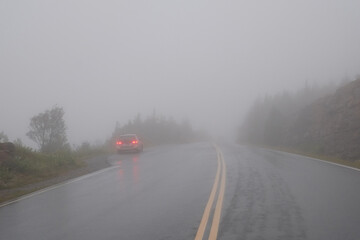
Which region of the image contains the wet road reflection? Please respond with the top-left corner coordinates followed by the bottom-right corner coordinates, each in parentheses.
top-left (114, 153), bottom-right (140, 184)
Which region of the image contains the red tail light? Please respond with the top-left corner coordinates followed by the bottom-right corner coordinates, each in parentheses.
top-left (132, 140), bottom-right (138, 144)
top-left (116, 141), bottom-right (123, 145)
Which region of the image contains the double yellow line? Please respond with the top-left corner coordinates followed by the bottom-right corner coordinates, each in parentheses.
top-left (195, 145), bottom-right (226, 240)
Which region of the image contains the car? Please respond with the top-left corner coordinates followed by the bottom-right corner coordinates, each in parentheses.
top-left (116, 134), bottom-right (143, 153)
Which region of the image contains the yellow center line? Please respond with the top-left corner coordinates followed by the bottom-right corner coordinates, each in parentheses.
top-left (194, 149), bottom-right (221, 240)
top-left (208, 149), bottom-right (226, 239)
top-left (195, 144), bottom-right (226, 240)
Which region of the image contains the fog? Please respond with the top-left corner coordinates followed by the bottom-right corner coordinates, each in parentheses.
top-left (1, 0), bottom-right (360, 147)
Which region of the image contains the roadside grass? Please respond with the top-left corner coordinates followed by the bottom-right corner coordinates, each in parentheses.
top-left (73, 142), bottom-right (110, 160)
top-left (0, 147), bottom-right (78, 189)
top-left (0, 144), bottom-right (108, 190)
top-left (258, 145), bottom-right (360, 170)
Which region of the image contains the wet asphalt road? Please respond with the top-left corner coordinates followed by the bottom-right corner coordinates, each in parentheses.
top-left (1, 142), bottom-right (360, 240)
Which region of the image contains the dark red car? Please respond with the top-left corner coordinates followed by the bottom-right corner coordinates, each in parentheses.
top-left (116, 134), bottom-right (143, 153)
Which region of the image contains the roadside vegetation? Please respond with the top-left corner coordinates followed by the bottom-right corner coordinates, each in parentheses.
top-left (239, 77), bottom-right (360, 166)
top-left (0, 106), bottom-right (107, 192)
top-left (0, 144), bottom-right (79, 189)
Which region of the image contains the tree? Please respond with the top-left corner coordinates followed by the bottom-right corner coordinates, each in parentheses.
top-left (27, 106), bottom-right (68, 153)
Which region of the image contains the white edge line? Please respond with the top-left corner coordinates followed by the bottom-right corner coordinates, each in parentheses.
top-left (268, 149), bottom-right (360, 172)
top-left (0, 165), bottom-right (120, 208)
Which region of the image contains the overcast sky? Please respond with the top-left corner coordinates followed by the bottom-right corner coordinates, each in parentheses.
top-left (1, 0), bottom-right (360, 147)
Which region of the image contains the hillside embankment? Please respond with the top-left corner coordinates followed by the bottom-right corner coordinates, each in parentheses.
top-left (240, 78), bottom-right (360, 162)
top-left (288, 79), bottom-right (360, 160)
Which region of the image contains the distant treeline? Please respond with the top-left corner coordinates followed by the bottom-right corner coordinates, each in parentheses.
top-left (111, 113), bottom-right (208, 146)
top-left (239, 78), bottom-right (360, 160)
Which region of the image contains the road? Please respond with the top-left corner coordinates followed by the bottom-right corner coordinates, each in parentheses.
top-left (1, 142), bottom-right (360, 239)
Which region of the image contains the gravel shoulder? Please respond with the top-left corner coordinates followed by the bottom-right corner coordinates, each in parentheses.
top-left (0, 155), bottom-right (111, 204)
